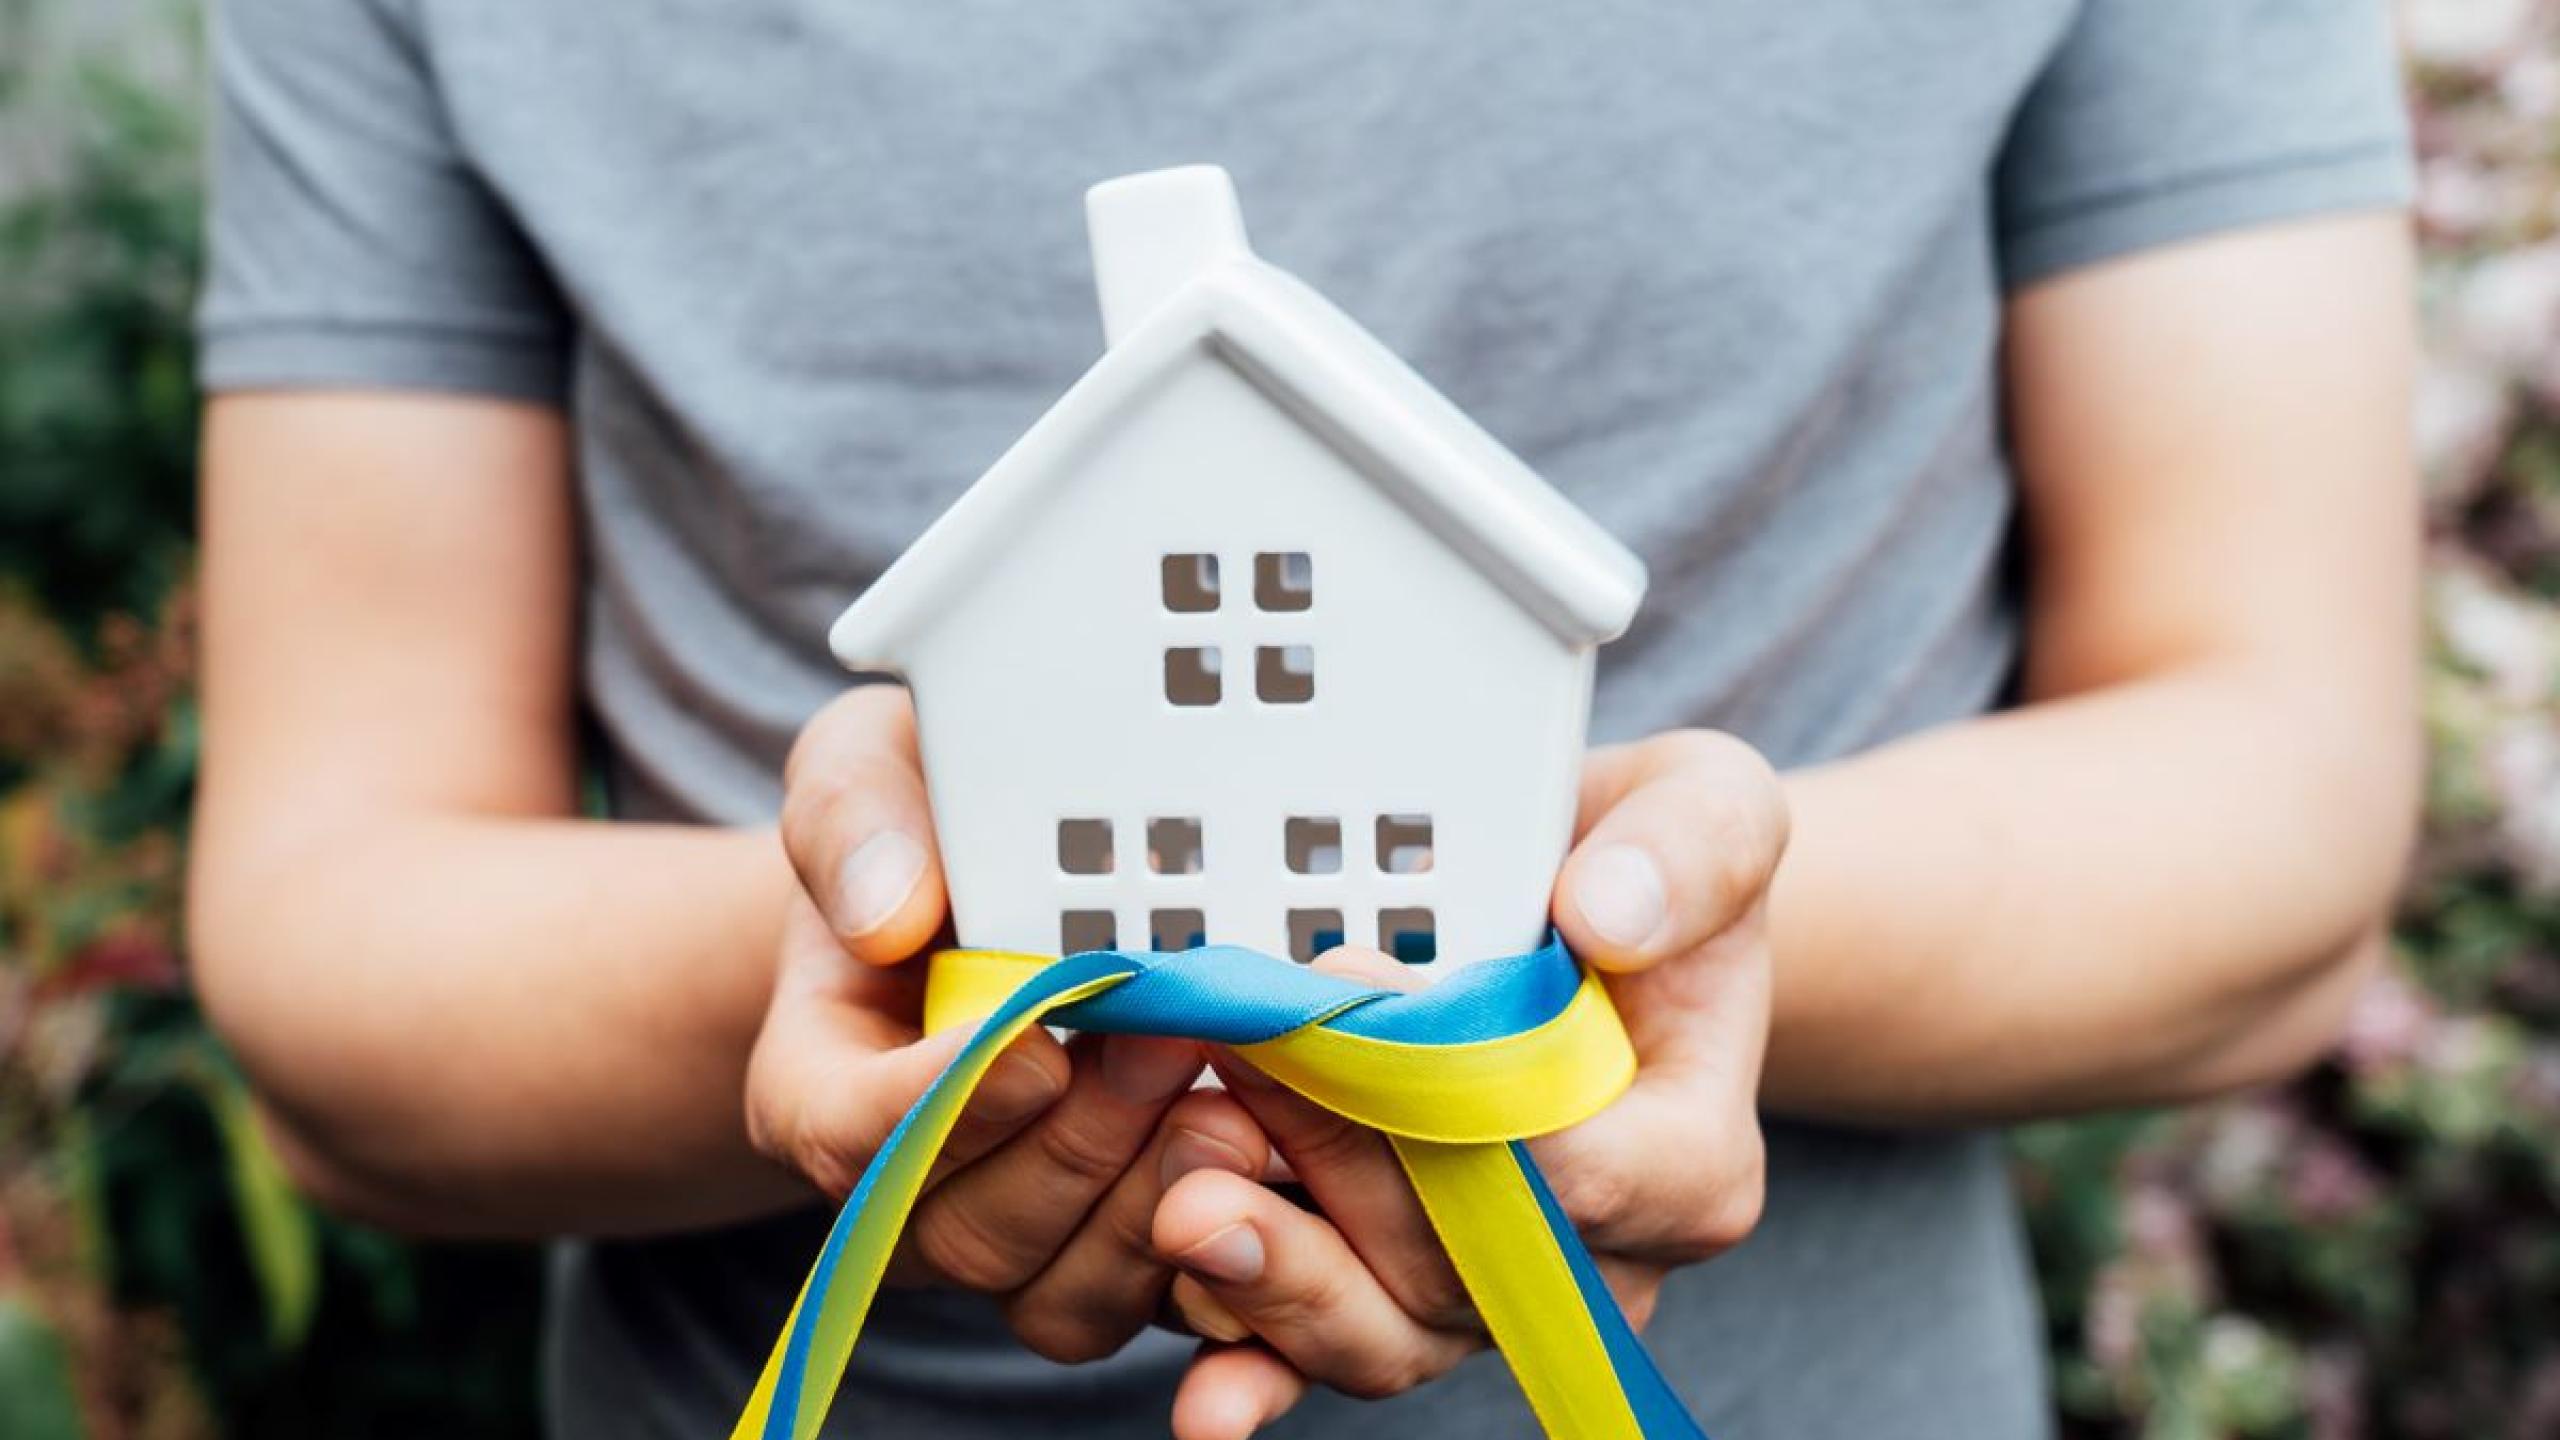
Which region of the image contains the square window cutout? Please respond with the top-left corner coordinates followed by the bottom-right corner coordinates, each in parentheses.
top-left (1284, 817), bottom-right (1342, 875)
top-left (1377, 814), bottom-right (1435, 874)
top-left (1061, 910), bottom-right (1117, 955)
top-left (1150, 908), bottom-right (1207, 952)
top-left (1057, 818), bottom-right (1114, 875)
top-left (1380, 908), bottom-right (1437, 964)
top-left (1254, 552), bottom-right (1313, 611)
top-left (1147, 817), bottom-right (1204, 875)
top-left (1165, 647), bottom-right (1223, 706)
top-left (1161, 553), bottom-right (1220, 612)
top-left (1287, 908), bottom-right (1346, 964)
top-left (1256, 645), bottom-right (1314, 705)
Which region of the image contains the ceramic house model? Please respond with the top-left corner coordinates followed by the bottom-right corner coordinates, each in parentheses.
top-left (830, 166), bottom-right (1647, 971)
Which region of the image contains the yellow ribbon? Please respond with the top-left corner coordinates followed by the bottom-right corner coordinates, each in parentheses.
top-left (731, 940), bottom-right (1707, 1440)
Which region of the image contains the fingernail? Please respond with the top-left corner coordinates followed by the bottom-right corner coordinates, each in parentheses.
top-left (838, 831), bottom-right (925, 937)
top-left (975, 1050), bottom-right (1066, 1125)
top-left (1102, 1037), bottom-right (1204, 1104)
top-left (1160, 1127), bottom-right (1254, 1188)
top-left (1573, 844), bottom-right (1666, 949)
top-left (1175, 1223), bottom-right (1264, 1285)
top-left (1177, 1284), bottom-right (1253, 1343)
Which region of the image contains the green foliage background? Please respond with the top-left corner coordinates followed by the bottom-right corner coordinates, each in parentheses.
top-left (0, 5), bottom-right (542, 1436)
top-left (1, 3), bottom-right (2555, 1437)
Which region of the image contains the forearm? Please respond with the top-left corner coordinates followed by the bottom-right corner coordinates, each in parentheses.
top-left (193, 814), bottom-right (801, 1238)
top-left (1762, 658), bottom-right (2414, 1124)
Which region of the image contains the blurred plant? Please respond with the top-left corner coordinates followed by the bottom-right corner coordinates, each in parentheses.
top-left (0, 6), bottom-right (541, 1437)
top-left (2014, 4), bottom-right (2560, 1437)
top-left (0, 1), bottom-right (200, 637)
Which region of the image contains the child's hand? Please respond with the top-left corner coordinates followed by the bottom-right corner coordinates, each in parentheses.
top-left (1147, 731), bottom-right (1786, 1439)
top-left (747, 686), bottom-right (1272, 1362)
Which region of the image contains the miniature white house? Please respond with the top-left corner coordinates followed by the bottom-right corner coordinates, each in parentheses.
top-left (830, 167), bottom-right (1646, 971)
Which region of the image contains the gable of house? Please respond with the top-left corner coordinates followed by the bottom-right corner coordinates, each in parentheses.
top-left (830, 255), bottom-right (1646, 675)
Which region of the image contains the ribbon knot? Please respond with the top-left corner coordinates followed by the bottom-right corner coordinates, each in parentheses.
top-left (734, 936), bottom-right (1711, 1440)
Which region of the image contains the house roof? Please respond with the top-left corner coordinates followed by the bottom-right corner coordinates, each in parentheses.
top-left (831, 203), bottom-right (1648, 671)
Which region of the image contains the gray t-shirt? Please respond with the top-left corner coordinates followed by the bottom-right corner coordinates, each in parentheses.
top-left (198, 3), bottom-right (2410, 1435)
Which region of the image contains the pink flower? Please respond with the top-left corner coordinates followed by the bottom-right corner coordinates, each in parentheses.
top-left (2197, 1104), bottom-right (2295, 1208)
top-left (2490, 721), bottom-right (2560, 891)
top-left (2413, 359), bottom-right (2512, 503)
top-left (2085, 1269), bottom-right (2143, 1374)
top-left (2432, 565), bottom-right (2556, 703)
top-left (2285, 1137), bottom-right (2383, 1221)
top-left (2501, 48), bottom-right (2560, 121)
top-left (2339, 968), bottom-right (2437, 1071)
top-left (2449, 244), bottom-right (2560, 372)
top-left (2127, 1183), bottom-right (2200, 1259)
top-left (2419, 156), bottom-right (2500, 240)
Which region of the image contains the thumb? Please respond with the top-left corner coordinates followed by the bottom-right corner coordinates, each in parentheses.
top-left (1551, 731), bottom-right (1787, 974)
top-left (781, 685), bottom-right (950, 965)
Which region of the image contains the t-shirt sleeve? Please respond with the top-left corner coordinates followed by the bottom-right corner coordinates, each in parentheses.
top-left (1994, 0), bottom-right (2413, 290)
top-left (196, 0), bottom-right (569, 402)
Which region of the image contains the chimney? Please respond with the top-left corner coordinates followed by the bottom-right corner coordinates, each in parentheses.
top-left (1085, 166), bottom-right (1251, 348)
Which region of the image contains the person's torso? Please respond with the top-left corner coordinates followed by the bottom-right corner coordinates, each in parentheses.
top-left (405, 3), bottom-right (2068, 1433)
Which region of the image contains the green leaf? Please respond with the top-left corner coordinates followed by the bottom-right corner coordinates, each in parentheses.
top-left (57, 1108), bottom-right (112, 1285)
top-left (208, 1076), bottom-right (320, 1351)
top-left (0, 1294), bottom-right (87, 1440)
